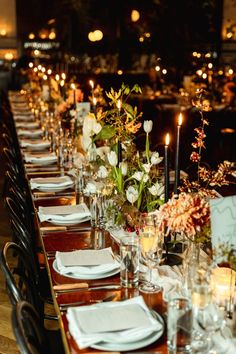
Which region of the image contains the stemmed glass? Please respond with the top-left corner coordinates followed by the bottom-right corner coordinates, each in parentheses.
top-left (139, 214), bottom-right (163, 293)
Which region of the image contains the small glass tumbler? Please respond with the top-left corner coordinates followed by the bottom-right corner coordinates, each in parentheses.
top-left (167, 297), bottom-right (193, 354)
top-left (120, 235), bottom-right (139, 288)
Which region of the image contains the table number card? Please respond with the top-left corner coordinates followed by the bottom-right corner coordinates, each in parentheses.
top-left (210, 195), bottom-right (236, 261)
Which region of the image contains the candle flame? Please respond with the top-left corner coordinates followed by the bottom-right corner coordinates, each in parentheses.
top-left (60, 80), bottom-right (65, 87)
top-left (89, 80), bottom-right (94, 89)
top-left (165, 133), bottom-right (170, 146)
top-left (178, 113), bottom-right (183, 126)
top-left (71, 83), bottom-right (76, 90)
top-left (93, 97), bottom-right (97, 106)
top-left (61, 72), bottom-right (66, 80)
top-left (43, 74), bottom-right (48, 81)
top-left (117, 99), bottom-right (121, 111)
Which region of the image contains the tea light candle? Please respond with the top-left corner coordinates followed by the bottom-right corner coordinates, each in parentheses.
top-left (211, 267), bottom-right (236, 308)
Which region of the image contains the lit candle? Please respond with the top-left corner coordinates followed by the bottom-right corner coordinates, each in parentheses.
top-left (117, 99), bottom-right (122, 164)
top-left (164, 133), bottom-right (170, 203)
top-left (71, 83), bottom-right (76, 105)
top-left (174, 113), bottom-right (183, 195)
top-left (89, 80), bottom-right (94, 101)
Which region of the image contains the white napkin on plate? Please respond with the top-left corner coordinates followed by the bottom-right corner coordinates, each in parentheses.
top-left (24, 152), bottom-right (57, 164)
top-left (56, 247), bottom-right (119, 275)
top-left (30, 176), bottom-right (73, 189)
top-left (20, 139), bottom-right (51, 149)
top-left (15, 121), bottom-right (39, 129)
top-left (38, 203), bottom-right (91, 223)
top-left (67, 296), bottom-right (163, 349)
top-left (17, 129), bottom-right (43, 137)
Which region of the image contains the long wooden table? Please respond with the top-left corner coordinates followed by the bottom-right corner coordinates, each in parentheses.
top-left (26, 168), bottom-right (168, 354)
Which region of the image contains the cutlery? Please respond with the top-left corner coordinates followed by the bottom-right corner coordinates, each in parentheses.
top-left (41, 226), bottom-right (91, 233)
top-left (34, 191), bottom-right (74, 198)
top-left (55, 284), bottom-right (121, 294)
top-left (59, 294), bottom-right (116, 310)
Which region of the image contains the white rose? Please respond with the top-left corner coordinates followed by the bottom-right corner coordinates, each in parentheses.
top-left (120, 161), bottom-right (128, 176)
top-left (151, 152), bottom-right (163, 165)
top-left (126, 186), bottom-right (139, 204)
top-left (107, 151), bottom-right (118, 167)
top-left (143, 120), bottom-right (153, 134)
top-left (84, 182), bottom-right (97, 194)
top-left (97, 165), bottom-right (108, 178)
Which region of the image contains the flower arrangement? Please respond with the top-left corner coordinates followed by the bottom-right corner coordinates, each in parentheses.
top-left (107, 120), bottom-right (164, 223)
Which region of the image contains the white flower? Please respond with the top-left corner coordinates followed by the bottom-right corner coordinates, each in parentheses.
top-left (70, 109), bottom-right (76, 117)
top-left (82, 135), bottom-right (92, 151)
top-left (84, 182), bottom-right (97, 194)
top-left (132, 171), bottom-right (143, 181)
top-left (151, 152), bottom-right (163, 165)
top-left (143, 120), bottom-right (153, 134)
top-left (132, 171), bottom-right (149, 183)
top-left (92, 122), bottom-right (102, 135)
top-left (96, 146), bottom-right (111, 160)
top-left (126, 186), bottom-right (139, 204)
top-left (120, 161), bottom-right (128, 176)
top-left (148, 182), bottom-right (164, 196)
top-left (107, 151), bottom-right (118, 167)
top-left (97, 165), bottom-right (108, 178)
top-left (143, 163), bottom-right (151, 173)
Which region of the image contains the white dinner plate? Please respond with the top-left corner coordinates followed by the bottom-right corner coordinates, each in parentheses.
top-left (91, 311), bottom-right (164, 351)
top-left (48, 215), bottom-right (90, 225)
top-left (52, 259), bottom-right (120, 280)
top-left (36, 184), bottom-right (74, 192)
top-left (26, 158), bottom-right (58, 166)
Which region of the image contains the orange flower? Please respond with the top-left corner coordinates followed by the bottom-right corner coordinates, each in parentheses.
top-left (125, 121), bottom-right (141, 134)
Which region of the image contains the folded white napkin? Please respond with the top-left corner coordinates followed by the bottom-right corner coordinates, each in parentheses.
top-left (14, 115), bottom-right (35, 121)
top-left (15, 121), bottom-right (39, 129)
top-left (30, 176), bottom-right (73, 189)
top-left (67, 296), bottom-right (163, 349)
top-left (56, 247), bottom-right (119, 275)
top-left (38, 203), bottom-right (91, 223)
top-left (24, 152), bottom-right (57, 164)
top-left (109, 228), bottom-right (137, 244)
top-left (17, 129), bottom-right (43, 137)
top-left (20, 139), bottom-right (50, 149)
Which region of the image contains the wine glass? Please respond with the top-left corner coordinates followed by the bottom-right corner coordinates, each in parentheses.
top-left (139, 215), bottom-right (163, 293)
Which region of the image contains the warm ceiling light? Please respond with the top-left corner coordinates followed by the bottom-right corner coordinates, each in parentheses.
top-left (61, 72), bottom-right (66, 80)
top-left (117, 70), bottom-right (123, 75)
top-left (88, 32), bottom-right (96, 42)
top-left (205, 53), bottom-right (211, 58)
top-left (131, 10), bottom-right (140, 22)
top-left (155, 65), bottom-right (161, 72)
top-left (43, 74), bottom-right (48, 81)
top-left (228, 68), bottom-right (234, 75)
top-left (218, 70), bottom-right (224, 75)
top-left (41, 67), bottom-right (46, 73)
top-left (0, 29), bottom-right (7, 37)
top-left (208, 63), bottom-right (213, 69)
top-left (49, 31), bottom-right (56, 40)
top-left (47, 69), bottom-right (52, 75)
top-left (139, 36), bottom-right (144, 42)
top-left (34, 50), bottom-right (40, 56)
top-left (93, 29), bottom-right (103, 41)
top-left (38, 64), bottom-right (42, 70)
top-left (4, 52), bottom-right (13, 60)
top-left (162, 69), bottom-right (167, 75)
top-left (192, 51), bottom-right (197, 57)
top-left (144, 32), bottom-right (151, 38)
top-left (28, 32), bottom-right (35, 40)
top-left (202, 73), bottom-right (207, 79)
top-left (196, 69), bottom-right (203, 76)
top-left (29, 62), bottom-right (34, 68)
top-left (33, 67), bottom-right (38, 72)
top-left (55, 74), bottom-right (60, 81)
top-left (226, 32), bottom-right (233, 39)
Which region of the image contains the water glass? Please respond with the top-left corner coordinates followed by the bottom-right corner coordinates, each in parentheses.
top-left (89, 193), bottom-right (103, 228)
top-left (120, 235), bottom-right (139, 288)
top-left (167, 297), bottom-right (193, 354)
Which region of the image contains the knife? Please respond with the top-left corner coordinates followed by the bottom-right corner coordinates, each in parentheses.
top-left (54, 284), bottom-right (121, 293)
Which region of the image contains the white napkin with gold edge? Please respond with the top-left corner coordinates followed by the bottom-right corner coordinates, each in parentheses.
top-left (56, 247), bottom-right (119, 275)
top-left (38, 203), bottom-right (91, 223)
top-left (67, 296), bottom-right (163, 349)
top-left (30, 176), bottom-right (73, 189)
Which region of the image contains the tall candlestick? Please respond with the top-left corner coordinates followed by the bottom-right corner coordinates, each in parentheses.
top-left (174, 113), bottom-right (183, 195)
top-left (164, 133), bottom-right (170, 203)
top-left (89, 80), bottom-right (94, 101)
top-left (92, 97), bottom-right (97, 114)
top-left (71, 83), bottom-right (76, 106)
top-left (117, 99), bottom-right (122, 164)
